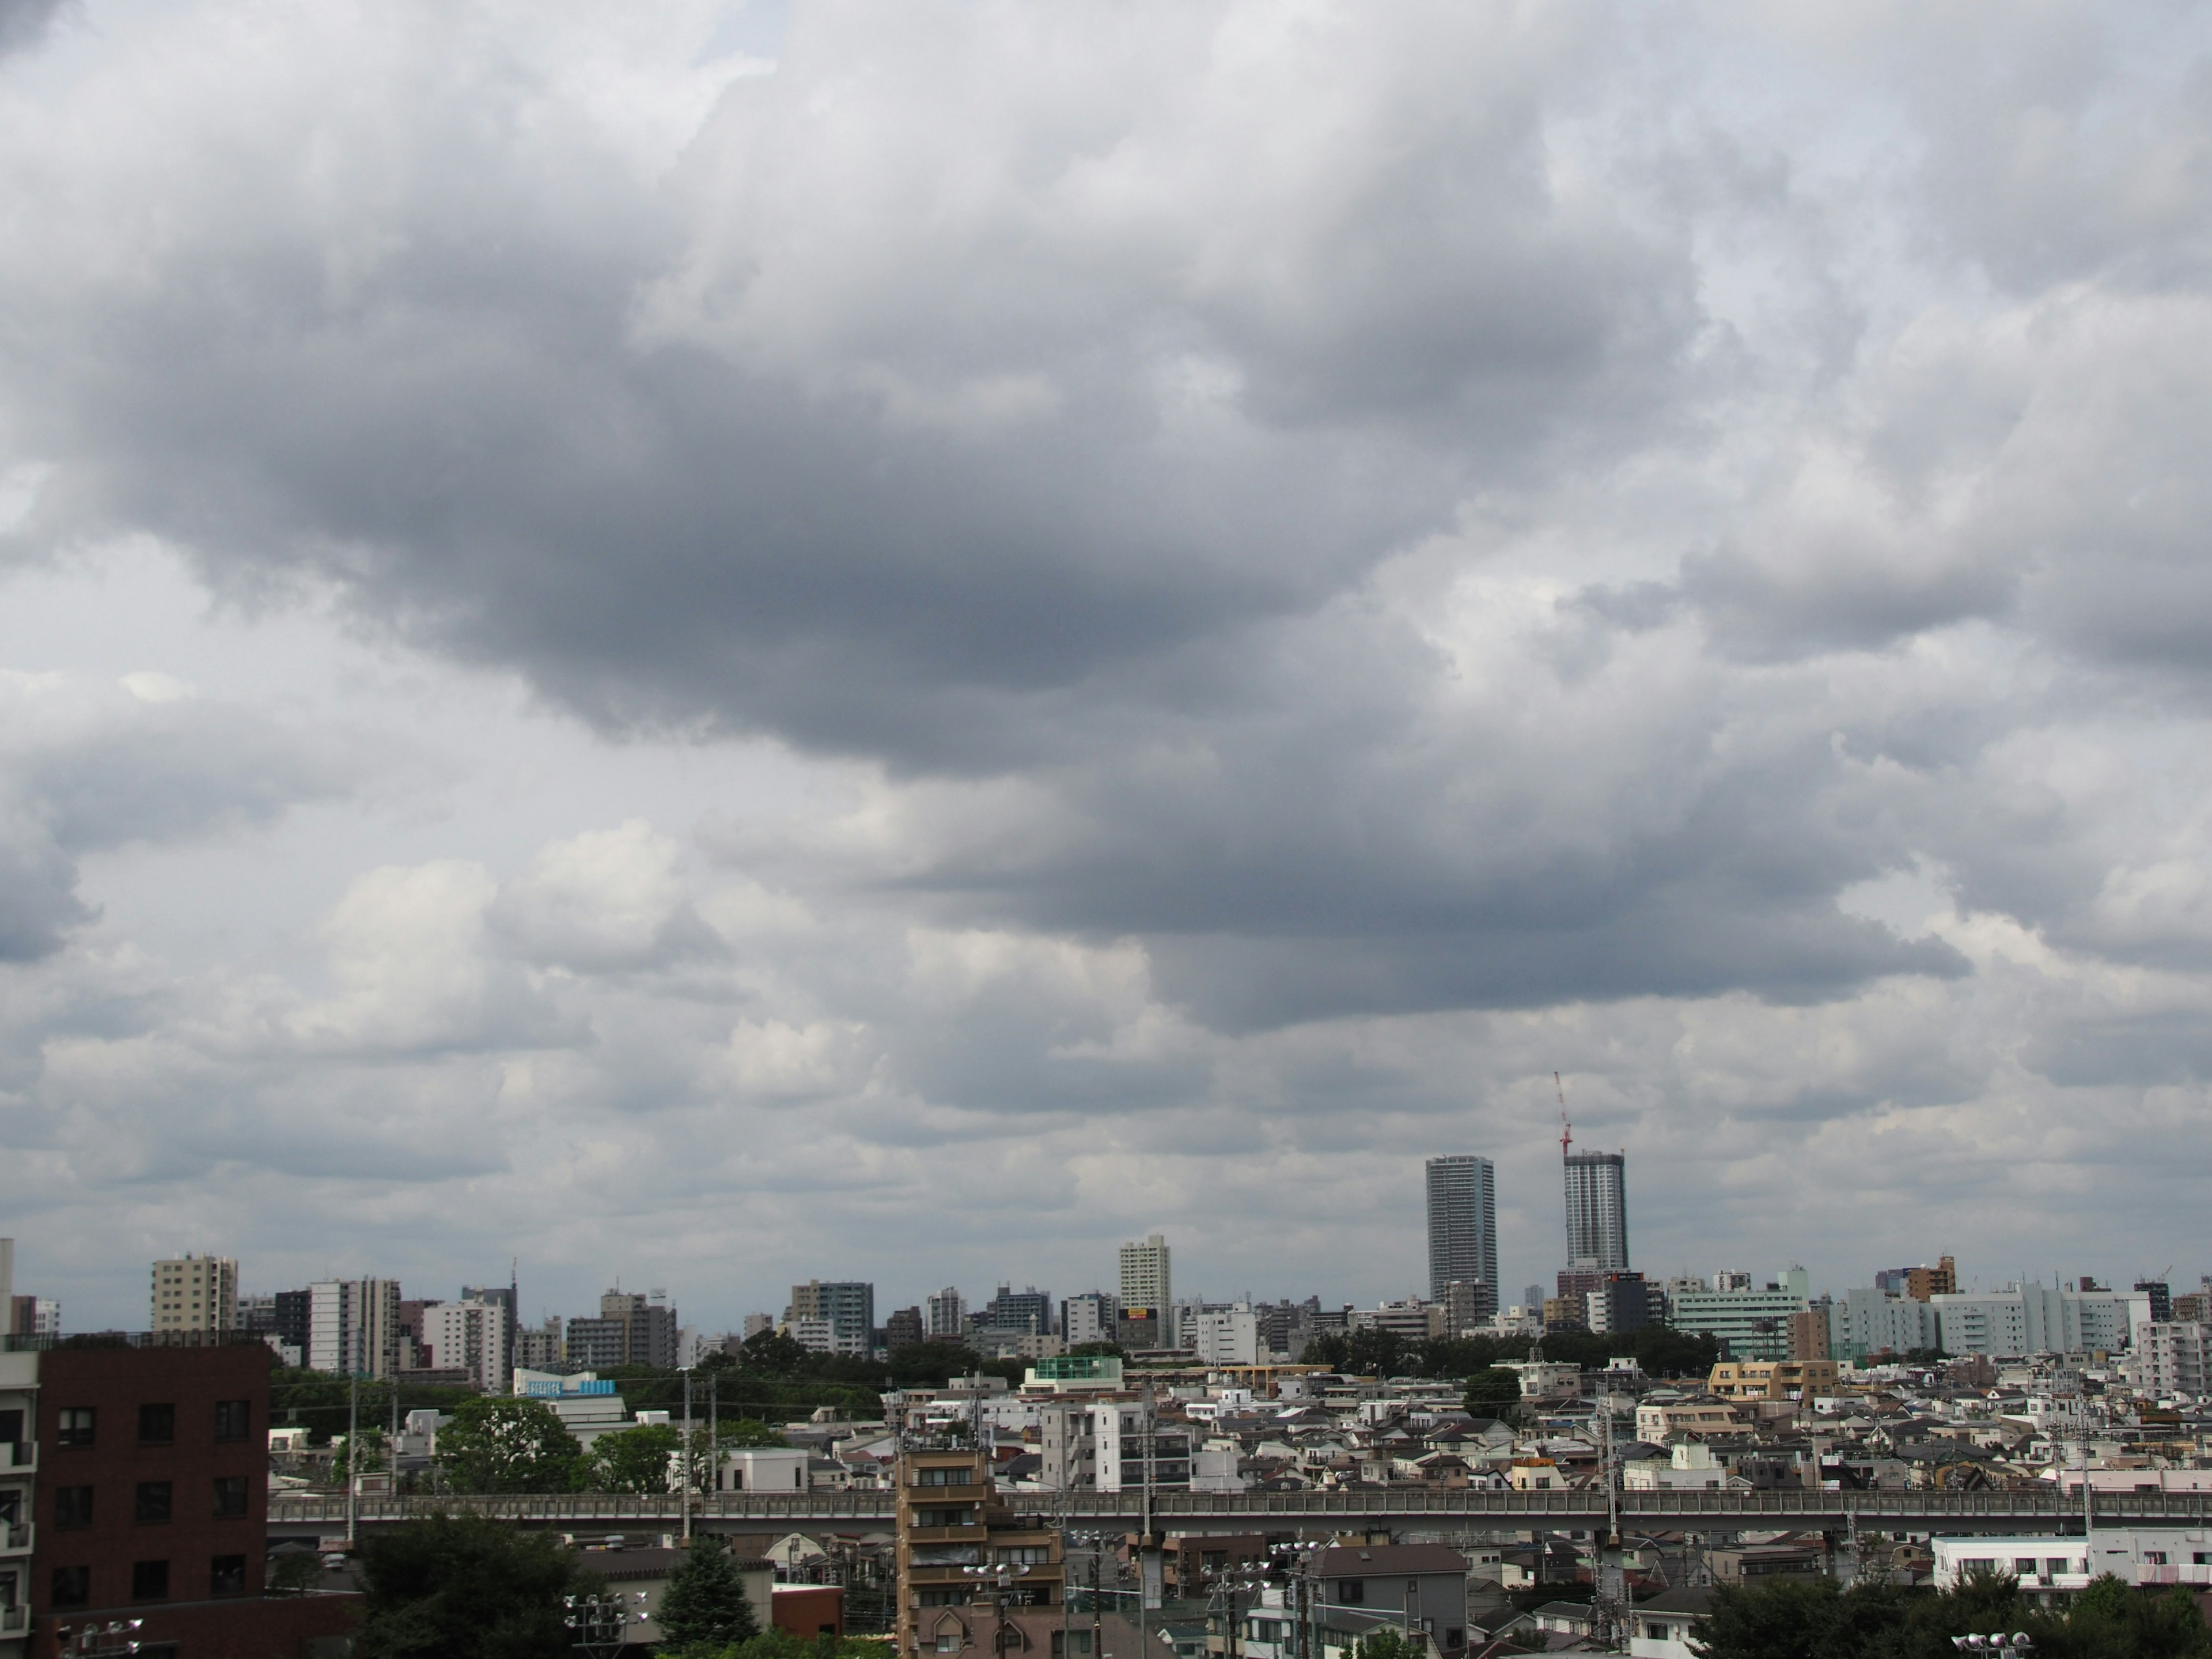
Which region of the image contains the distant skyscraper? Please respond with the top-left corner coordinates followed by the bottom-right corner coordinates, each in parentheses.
top-left (1424, 1156), bottom-right (1498, 1317)
top-left (1119, 1233), bottom-right (1172, 1315)
top-left (1564, 1150), bottom-right (1630, 1271)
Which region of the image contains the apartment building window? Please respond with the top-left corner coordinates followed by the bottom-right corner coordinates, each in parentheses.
top-left (998, 1547), bottom-right (1051, 1565)
top-left (52, 1566), bottom-right (90, 1608)
top-left (138, 1404), bottom-right (176, 1446)
top-left (210, 1555), bottom-right (247, 1596)
top-left (1337, 1581), bottom-right (1363, 1604)
top-left (213, 1476), bottom-right (249, 1518)
top-left (54, 1487), bottom-right (93, 1528)
top-left (214, 1400), bottom-right (251, 1441)
top-left (136, 1482), bottom-right (173, 1524)
top-left (132, 1559), bottom-right (170, 1600)
top-left (57, 1408), bottom-right (95, 1448)
top-left (914, 1467), bottom-right (973, 1486)
top-left (912, 1508), bottom-right (975, 1528)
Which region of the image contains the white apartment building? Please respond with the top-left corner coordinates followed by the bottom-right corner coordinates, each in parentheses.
top-left (150, 1255), bottom-right (237, 1333)
top-left (308, 1278), bottom-right (403, 1377)
top-left (1119, 1233), bottom-right (1171, 1314)
top-left (421, 1298), bottom-right (511, 1393)
top-left (1192, 1305), bottom-right (1259, 1366)
top-left (1351, 1301), bottom-right (1446, 1340)
top-left (1933, 1529), bottom-right (2212, 1592)
top-left (924, 1287), bottom-right (965, 1339)
top-left (2135, 1321), bottom-right (2212, 1397)
top-left (1930, 1283), bottom-right (2150, 1357)
top-left (1831, 1287), bottom-right (1941, 1359)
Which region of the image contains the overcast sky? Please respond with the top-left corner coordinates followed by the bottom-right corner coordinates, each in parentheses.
top-left (4, 0), bottom-right (2212, 1334)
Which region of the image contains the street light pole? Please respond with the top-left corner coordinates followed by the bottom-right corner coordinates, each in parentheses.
top-left (681, 1368), bottom-right (695, 1543)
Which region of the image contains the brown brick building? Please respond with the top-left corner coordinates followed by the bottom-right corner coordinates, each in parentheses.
top-left (26, 1336), bottom-right (357, 1657)
top-left (896, 1446), bottom-right (1062, 1659)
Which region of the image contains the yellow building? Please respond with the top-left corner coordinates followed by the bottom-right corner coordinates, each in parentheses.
top-left (150, 1254), bottom-right (237, 1332)
top-left (1706, 1358), bottom-right (1839, 1401)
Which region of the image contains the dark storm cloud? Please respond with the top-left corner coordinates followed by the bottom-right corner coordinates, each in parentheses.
top-left (0, 1), bottom-right (1692, 772)
top-left (0, 0), bottom-right (65, 56)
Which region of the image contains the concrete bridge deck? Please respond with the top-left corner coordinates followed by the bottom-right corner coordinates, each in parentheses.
top-left (270, 1487), bottom-right (2205, 1539)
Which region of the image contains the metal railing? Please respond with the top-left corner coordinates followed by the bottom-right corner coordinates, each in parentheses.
top-left (267, 1486), bottom-right (2212, 1530)
top-left (0, 1521), bottom-right (32, 1553)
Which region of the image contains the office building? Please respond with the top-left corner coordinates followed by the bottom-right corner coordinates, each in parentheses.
top-left (2137, 1281), bottom-right (2175, 1324)
top-left (1564, 1150), bottom-right (1629, 1271)
top-left (150, 1255), bottom-right (237, 1334)
top-left (1424, 1155), bottom-right (1498, 1317)
top-left (1667, 1269), bottom-right (1810, 1361)
top-left (1119, 1233), bottom-right (1171, 1316)
top-left (1061, 1290), bottom-right (1119, 1347)
top-left (307, 1278), bottom-right (403, 1377)
top-left (983, 1284), bottom-right (1052, 1336)
top-left (884, 1306), bottom-right (925, 1349)
top-left (788, 1280), bottom-right (875, 1351)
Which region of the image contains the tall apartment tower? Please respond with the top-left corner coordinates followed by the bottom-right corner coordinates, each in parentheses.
top-left (924, 1287), bottom-right (965, 1339)
top-left (1563, 1150), bottom-right (1630, 1271)
top-left (1425, 1156), bottom-right (1498, 1316)
top-left (150, 1255), bottom-right (238, 1332)
top-left (1118, 1233), bottom-right (1172, 1315)
top-left (307, 1278), bottom-right (403, 1377)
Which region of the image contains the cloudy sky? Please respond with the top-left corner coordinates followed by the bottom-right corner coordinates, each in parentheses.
top-left (3, 0), bottom-right (2211, 1334)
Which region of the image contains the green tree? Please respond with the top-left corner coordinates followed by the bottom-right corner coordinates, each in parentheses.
top-left (592, 1422), bottom-right (683, 1493)
top-left (1462, 1366), bottom-right (1520, 1416)
top-left (355, 1513), bottom-right (593, 1659)
top-left (720, 1418), bottom-right (789, 1448)
top-left (434, 1396), bottom-right (588, 1494)
top-left (659, 1536), bottom-right (762, 1648)
top-left (267, 1548), bottom-right (322, 1596)
top-left (1350, 1631), bottom-right (1424, 1659)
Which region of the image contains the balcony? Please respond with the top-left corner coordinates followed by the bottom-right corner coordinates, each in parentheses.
top-left (0, 1521), bottom-right (31, 1555)
top-left (0, 1441), bottom-right (33, 1472)
top-left (905, 1482), bottom-right (990, 1502)
top-left (0, 1605), bottom-right (25, 1635)
top-left (903, 1525), bottom-right (983, 1543)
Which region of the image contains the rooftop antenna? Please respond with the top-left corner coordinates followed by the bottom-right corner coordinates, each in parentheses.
top-left (1556, 1072), bottom-right (1572, 1157)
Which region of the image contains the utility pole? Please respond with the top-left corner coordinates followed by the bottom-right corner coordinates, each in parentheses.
top-left (346, 1373), bottom-right (359, 1548)
top-left (1138, 1383), bottom-right (1156, 1659)
top-left (709, 1372), bottom-right (719, 1501)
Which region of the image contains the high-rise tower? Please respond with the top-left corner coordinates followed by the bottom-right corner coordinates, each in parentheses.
top-left (1425, 1156), bottom-right (1498, 1317)
top-left (1563, 1147), bottom-right (1630, 1271)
